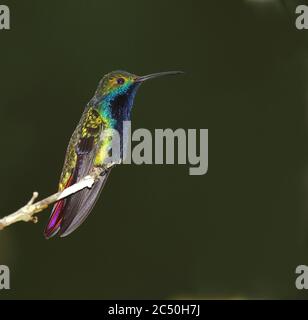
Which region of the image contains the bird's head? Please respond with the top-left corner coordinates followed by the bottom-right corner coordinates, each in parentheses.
top-left (94, 70), bottom-right (183, 124)
top-left (96, 70), bottom-right (138, 97)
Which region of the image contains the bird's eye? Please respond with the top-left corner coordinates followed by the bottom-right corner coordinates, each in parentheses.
top-left (117, 78), bottom-right (125, 85)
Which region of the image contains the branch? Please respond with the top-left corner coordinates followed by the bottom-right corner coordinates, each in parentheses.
top-left (0, 167), bottom-right (105, 230)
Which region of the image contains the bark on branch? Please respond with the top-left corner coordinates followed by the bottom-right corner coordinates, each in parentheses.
top-left (0, 168), bottom-right (104, 231)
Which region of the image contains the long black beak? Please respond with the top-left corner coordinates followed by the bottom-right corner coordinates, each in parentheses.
top-left (136, 71), bottom-right (184, 83)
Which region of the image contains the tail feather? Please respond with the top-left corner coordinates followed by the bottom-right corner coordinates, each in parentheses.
top-left (44, 174), bottom-right (75, 239)
top-left (44, 199), bottom-right (65, 239)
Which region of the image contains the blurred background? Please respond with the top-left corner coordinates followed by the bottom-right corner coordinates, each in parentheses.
top-left (0, 0), bottom-right (308, 299)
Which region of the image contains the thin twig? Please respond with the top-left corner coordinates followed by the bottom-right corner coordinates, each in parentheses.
top-left (0, 167), bottom-right (105, 230)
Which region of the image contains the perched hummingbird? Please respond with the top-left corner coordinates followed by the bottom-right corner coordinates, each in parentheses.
top-left (44, 70), bottom-right (183, 238)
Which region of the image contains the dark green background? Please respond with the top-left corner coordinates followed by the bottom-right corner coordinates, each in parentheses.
top-left (1, 0), bottom-right (308, 299)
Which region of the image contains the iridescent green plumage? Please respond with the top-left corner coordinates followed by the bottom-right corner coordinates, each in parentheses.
top-left (59, 108), bottom-right (103, 191)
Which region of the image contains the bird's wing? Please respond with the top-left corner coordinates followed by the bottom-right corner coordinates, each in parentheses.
top-left (58, 169), bottom-right (111, 237)
top-left (44, 107), bottom-right (113, 238)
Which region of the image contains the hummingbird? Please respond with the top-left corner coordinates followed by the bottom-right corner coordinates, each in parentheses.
top-left (44, 70), bottom-right (183, 238)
